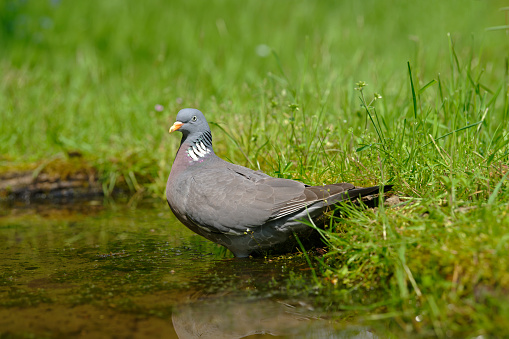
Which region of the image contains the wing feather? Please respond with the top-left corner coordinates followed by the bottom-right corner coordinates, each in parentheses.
top-left (182, 160), bottom-right (371, 234)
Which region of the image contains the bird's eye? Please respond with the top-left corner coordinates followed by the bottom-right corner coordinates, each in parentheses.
top-left (191, 116), bottom-right (197, 122)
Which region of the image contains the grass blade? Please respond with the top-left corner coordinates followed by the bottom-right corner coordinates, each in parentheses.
top-left (408, 61), bottom-right (418, 119)
top-left (488, 169), bottom-right (509, 205)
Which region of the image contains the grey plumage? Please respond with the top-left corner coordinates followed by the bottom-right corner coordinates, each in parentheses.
top-left (166, 108), bottom-right (391, 258)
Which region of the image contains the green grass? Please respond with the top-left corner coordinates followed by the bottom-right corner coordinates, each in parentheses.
top-left (1, 0), bottom-right (509, 336)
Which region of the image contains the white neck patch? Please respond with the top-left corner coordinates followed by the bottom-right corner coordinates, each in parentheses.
top-left (186, 141), bottom-right (211, 161)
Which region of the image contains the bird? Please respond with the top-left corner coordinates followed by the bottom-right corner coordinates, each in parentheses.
top-left (166, 108), bottom-right (392, 258)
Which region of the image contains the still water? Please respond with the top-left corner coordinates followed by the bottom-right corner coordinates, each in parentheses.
top-left (0, 200), bottom-right (378, 338)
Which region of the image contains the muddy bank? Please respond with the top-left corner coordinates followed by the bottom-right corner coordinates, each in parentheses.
top-left (0, 157), bottom-right (104, 201)
top-left (0, 170), bottom-right (102, 201)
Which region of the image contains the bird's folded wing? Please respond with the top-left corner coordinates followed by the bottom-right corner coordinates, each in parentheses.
top-left (184, 167), bottom-right (299, 233)
top-left (268, 182), bottom-right (355, 220)
top-left (184, 165), bottom-right (355, 234)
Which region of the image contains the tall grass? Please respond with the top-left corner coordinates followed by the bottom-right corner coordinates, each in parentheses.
top-left (0, 1), bottom-right (506, 191)
top-left (1, 0), bottom-right (509, 336)
top-left (308, 27), bottom-right (509, 337)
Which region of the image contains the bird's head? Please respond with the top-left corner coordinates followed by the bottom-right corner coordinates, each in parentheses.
top-left (169, 108), bottom-right (211, 138)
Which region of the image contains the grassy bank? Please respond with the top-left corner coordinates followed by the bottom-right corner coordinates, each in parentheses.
top-left (1, 0), bottom-right (509, 336)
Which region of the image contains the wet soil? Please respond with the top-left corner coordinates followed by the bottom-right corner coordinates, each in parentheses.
top-left (0, 156), bottom-right (103, 201)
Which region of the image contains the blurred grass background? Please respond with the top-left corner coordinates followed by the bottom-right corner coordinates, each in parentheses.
top-left (1, 0), bottom-right (509, 336)
top-left (1, 0), bottom-right (507, 196)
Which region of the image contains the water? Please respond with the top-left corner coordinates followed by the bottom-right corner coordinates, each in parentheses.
top-left (0, 200), bottom-right (379, 338)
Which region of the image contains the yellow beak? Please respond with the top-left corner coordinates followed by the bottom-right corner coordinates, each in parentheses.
top-left (169, 121), bottom-right (183, 133)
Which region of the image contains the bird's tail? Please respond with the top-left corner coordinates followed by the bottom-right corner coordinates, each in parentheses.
top-left (323, 184), bottom-right (393, 207)
top-left (345, 184), bottom-right (393, 200)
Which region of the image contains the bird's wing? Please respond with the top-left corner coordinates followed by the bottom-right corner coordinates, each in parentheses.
top-left (183, 163), bottom-right (360, 234)
top-left (268, 182), bottom-right (356, 220)
top-left (183, 165), bottom-right (299, 234)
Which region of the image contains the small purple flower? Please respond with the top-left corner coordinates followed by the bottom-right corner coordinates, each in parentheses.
top-left (154, 104), bottom-right (164, 112)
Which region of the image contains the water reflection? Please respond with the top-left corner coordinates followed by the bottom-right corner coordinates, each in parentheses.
top-left (172, 297), bottom-right (377, 339)
top-left (173, 298), bottom-right (316, 338)
top-left (0, 201), bottom-right (380, 338)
